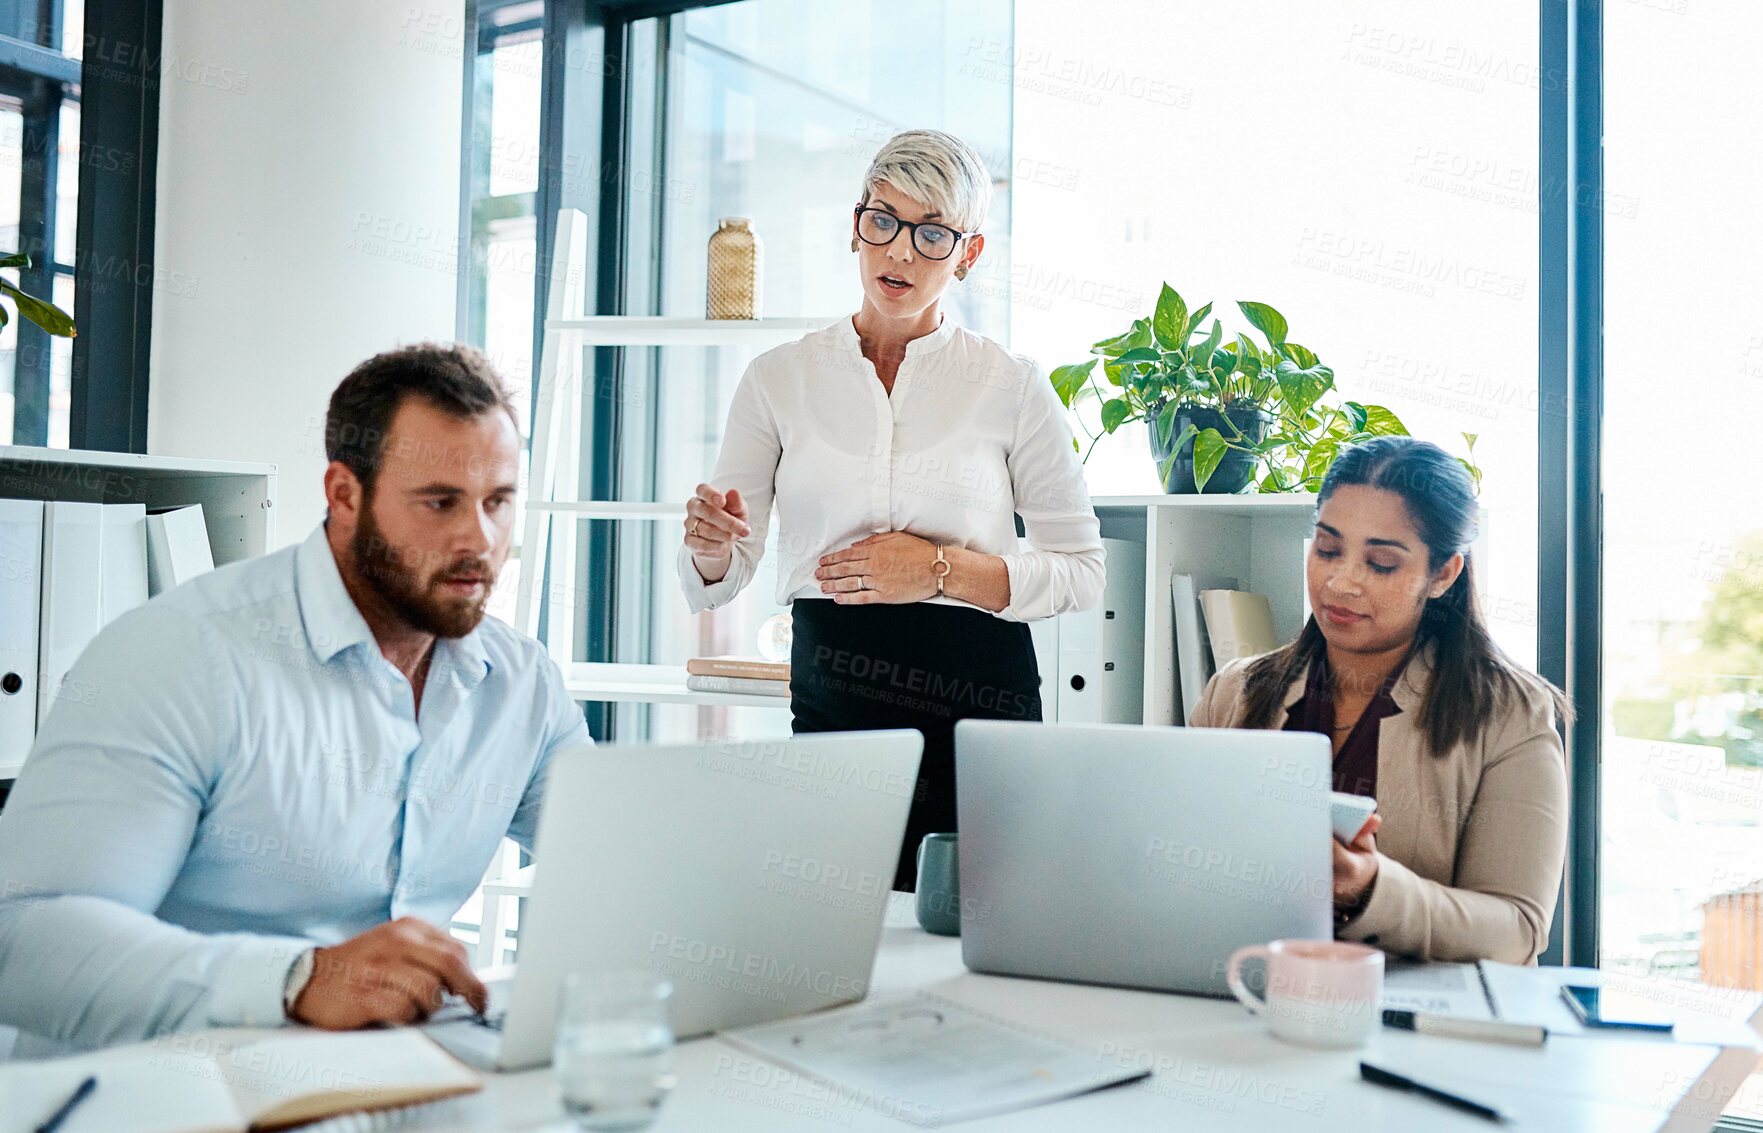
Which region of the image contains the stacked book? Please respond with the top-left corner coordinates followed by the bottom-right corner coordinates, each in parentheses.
top-left (685, 655), bottom-right (791, 698)
top-left (1171, 575), bottom-right (1281, 720)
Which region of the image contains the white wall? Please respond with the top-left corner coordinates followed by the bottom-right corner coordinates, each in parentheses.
top-left (149, 1), bottom-right (465, 545)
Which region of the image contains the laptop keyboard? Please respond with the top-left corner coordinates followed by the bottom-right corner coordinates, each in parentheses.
top-left (433, 990), bottom-right (507, 1031)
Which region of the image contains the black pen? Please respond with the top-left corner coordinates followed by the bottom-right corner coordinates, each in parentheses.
top-left (35, 1075), bottom-right (97, 1133)
top-left (1361, 1061), bottom-right (1510, 1123)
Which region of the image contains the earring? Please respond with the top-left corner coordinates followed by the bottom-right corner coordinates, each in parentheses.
top-left (954, 265), bottom-right (969, 280)
top-left (851, 237), bottom-right (860, 252)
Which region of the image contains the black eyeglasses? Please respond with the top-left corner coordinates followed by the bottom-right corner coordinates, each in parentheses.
top-left (853, 206), bottom-right (976, 261)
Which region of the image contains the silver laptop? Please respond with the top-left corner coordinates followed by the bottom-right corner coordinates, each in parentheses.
top-left (955, 720), bottom-right (1331, 997)
top-left (428, 730), bottom-right (922, 1071)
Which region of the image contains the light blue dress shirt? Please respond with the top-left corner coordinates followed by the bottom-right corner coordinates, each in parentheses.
top-left (0, 524), bottom-right (589, 1051)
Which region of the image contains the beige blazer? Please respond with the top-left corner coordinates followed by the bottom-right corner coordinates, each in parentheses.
top-left (1189, 645), bottom-right (1567, 965)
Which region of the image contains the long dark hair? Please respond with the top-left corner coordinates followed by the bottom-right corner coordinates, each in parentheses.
top-left (1238, 436), bottom-right (1570, 755)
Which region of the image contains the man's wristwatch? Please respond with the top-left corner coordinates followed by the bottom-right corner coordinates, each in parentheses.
top-left (282, 947), bottom-right (317, 1020)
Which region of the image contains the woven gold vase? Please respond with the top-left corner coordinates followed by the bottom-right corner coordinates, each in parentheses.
top-left (707, 216), bottom-right (762, 319)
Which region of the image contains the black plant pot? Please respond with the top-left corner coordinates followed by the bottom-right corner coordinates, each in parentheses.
top-left (1147, 402), bottom-right (1270, 494)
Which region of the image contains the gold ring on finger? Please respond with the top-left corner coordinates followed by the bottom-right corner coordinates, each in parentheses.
top-left (689, 519), bottom-right (701, 537)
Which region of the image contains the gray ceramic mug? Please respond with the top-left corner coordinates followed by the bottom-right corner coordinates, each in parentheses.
top-left (915, 833), bottom-right (961, 936)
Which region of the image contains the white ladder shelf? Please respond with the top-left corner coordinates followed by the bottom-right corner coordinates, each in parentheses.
top-left (514, 208), bottom-right (836, 706)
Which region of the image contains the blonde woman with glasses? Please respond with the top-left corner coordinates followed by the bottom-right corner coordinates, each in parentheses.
top-left (678, 129), bottom-right (1104, 890)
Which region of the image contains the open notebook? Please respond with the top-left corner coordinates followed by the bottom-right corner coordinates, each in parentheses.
top-left (0, 1028), bottom-right (480, 1133)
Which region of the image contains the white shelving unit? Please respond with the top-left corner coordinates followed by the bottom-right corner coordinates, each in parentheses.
top-left (514, 210), bottom-right (1460, 726)
top-left (515, 208), bottom-right (836, 711)
top-left (0, 446), bottom-right (276, 564)
top-left (561, 662), bottom-right (792, 709)
top-left (1088, 494), bottom-right (1318, 726)
top-left (530, 490), bottom-right (1325, 720)
top-left (0, 446), bottom-right (277, 779)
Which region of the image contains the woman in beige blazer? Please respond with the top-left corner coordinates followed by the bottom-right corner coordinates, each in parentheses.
top-left (1190, 437), bottom-right (1569, 964)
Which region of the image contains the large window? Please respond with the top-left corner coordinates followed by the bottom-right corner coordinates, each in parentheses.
top-left (1011, 0), bottom-right (1540, 667)
top-left (0, 1), bottom-right (83, 448)
top-left (608, 0), bottom-right (1015, 742)
top-left (1602, 3), bottom-right (1763, 1123)
top-left (481, 1), bottom-right (1543, 736)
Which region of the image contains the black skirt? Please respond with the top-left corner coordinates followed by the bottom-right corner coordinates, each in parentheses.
top-left (789, 597), bottom-right (1043, 891)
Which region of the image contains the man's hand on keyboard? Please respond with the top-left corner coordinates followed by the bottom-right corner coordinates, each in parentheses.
top-left (290, 917), bottom-right (489, 1029)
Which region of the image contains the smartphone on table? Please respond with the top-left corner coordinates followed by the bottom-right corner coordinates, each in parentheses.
top-left (1560, 985), bottom-right (1675, 1033)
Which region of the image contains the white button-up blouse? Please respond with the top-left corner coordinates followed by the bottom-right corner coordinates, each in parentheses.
top-left (677, 316), bottom-right (1105, 622)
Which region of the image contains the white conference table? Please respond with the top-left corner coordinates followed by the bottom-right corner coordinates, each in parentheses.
top-left (416, 895), bottom-right (1762, 1133)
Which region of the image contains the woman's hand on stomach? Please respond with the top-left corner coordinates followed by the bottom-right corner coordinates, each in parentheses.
top-left (815, 531), bottom-right (940, 604)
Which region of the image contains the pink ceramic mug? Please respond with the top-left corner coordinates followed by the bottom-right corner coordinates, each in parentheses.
top-left (1225, 939), bottom-right (1385, 1049)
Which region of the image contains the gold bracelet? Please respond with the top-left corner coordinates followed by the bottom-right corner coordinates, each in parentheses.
top-left (932, 542), bottom-right (951, 595)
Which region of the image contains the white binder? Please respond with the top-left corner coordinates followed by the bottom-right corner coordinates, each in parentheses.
top-left (1055, 538), bottom-right (1146, 725)
top-left (0, 498), bottom-right (43, 776)
top-left (1171, 570), bottom-right (1238, 722)
top-left (38, 501), bottom-right (104, 727)
top-left (146, 504), bottom-right (215, 596)
top-left (99, 502), bottom-right (150, 626)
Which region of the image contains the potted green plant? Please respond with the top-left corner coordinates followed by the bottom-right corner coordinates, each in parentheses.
top-left (1049, 285), bottom-right (1256, 493)
top-left (1050, 283), bottom-right (1474, 494)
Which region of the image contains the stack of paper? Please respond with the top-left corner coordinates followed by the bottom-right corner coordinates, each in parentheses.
top-left (1478, 962), bottom-right (1763, 1047)
top-left (1381, 960), bottom-right (1496, 1020)
top-left (723, 991), bottom-right (1148, 1125)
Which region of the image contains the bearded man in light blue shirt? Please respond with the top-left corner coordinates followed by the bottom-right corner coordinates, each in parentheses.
top-left (0, 343), bottom-right (589, 1052)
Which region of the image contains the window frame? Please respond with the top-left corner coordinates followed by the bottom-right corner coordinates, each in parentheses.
top-left (1537, 0), bottom-right (1602, 971)
top-left (68, 0), bottom-right (160, 452)
top-left (456, 0), bottom-right (545, 366)
top-left (0, 2), bottom-right (81, 447)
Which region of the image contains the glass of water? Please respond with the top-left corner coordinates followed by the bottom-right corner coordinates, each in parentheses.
top-left (554, 972), bottom-right (677, 1131)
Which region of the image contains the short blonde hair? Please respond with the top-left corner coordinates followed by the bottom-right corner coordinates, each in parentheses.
top-left (860, 129), bottom-right (993, 233)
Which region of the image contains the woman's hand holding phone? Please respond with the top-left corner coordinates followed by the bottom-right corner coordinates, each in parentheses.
top-left (1332, 813), bottom-right (1381, 910)
top-left (1329, 792), bottom-right (1378, 844)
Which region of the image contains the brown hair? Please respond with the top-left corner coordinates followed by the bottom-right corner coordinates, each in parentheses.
top-left (324, 342), bottom-right (517, 496)
top-left (1238, 436), bottom-right (1570, 754)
